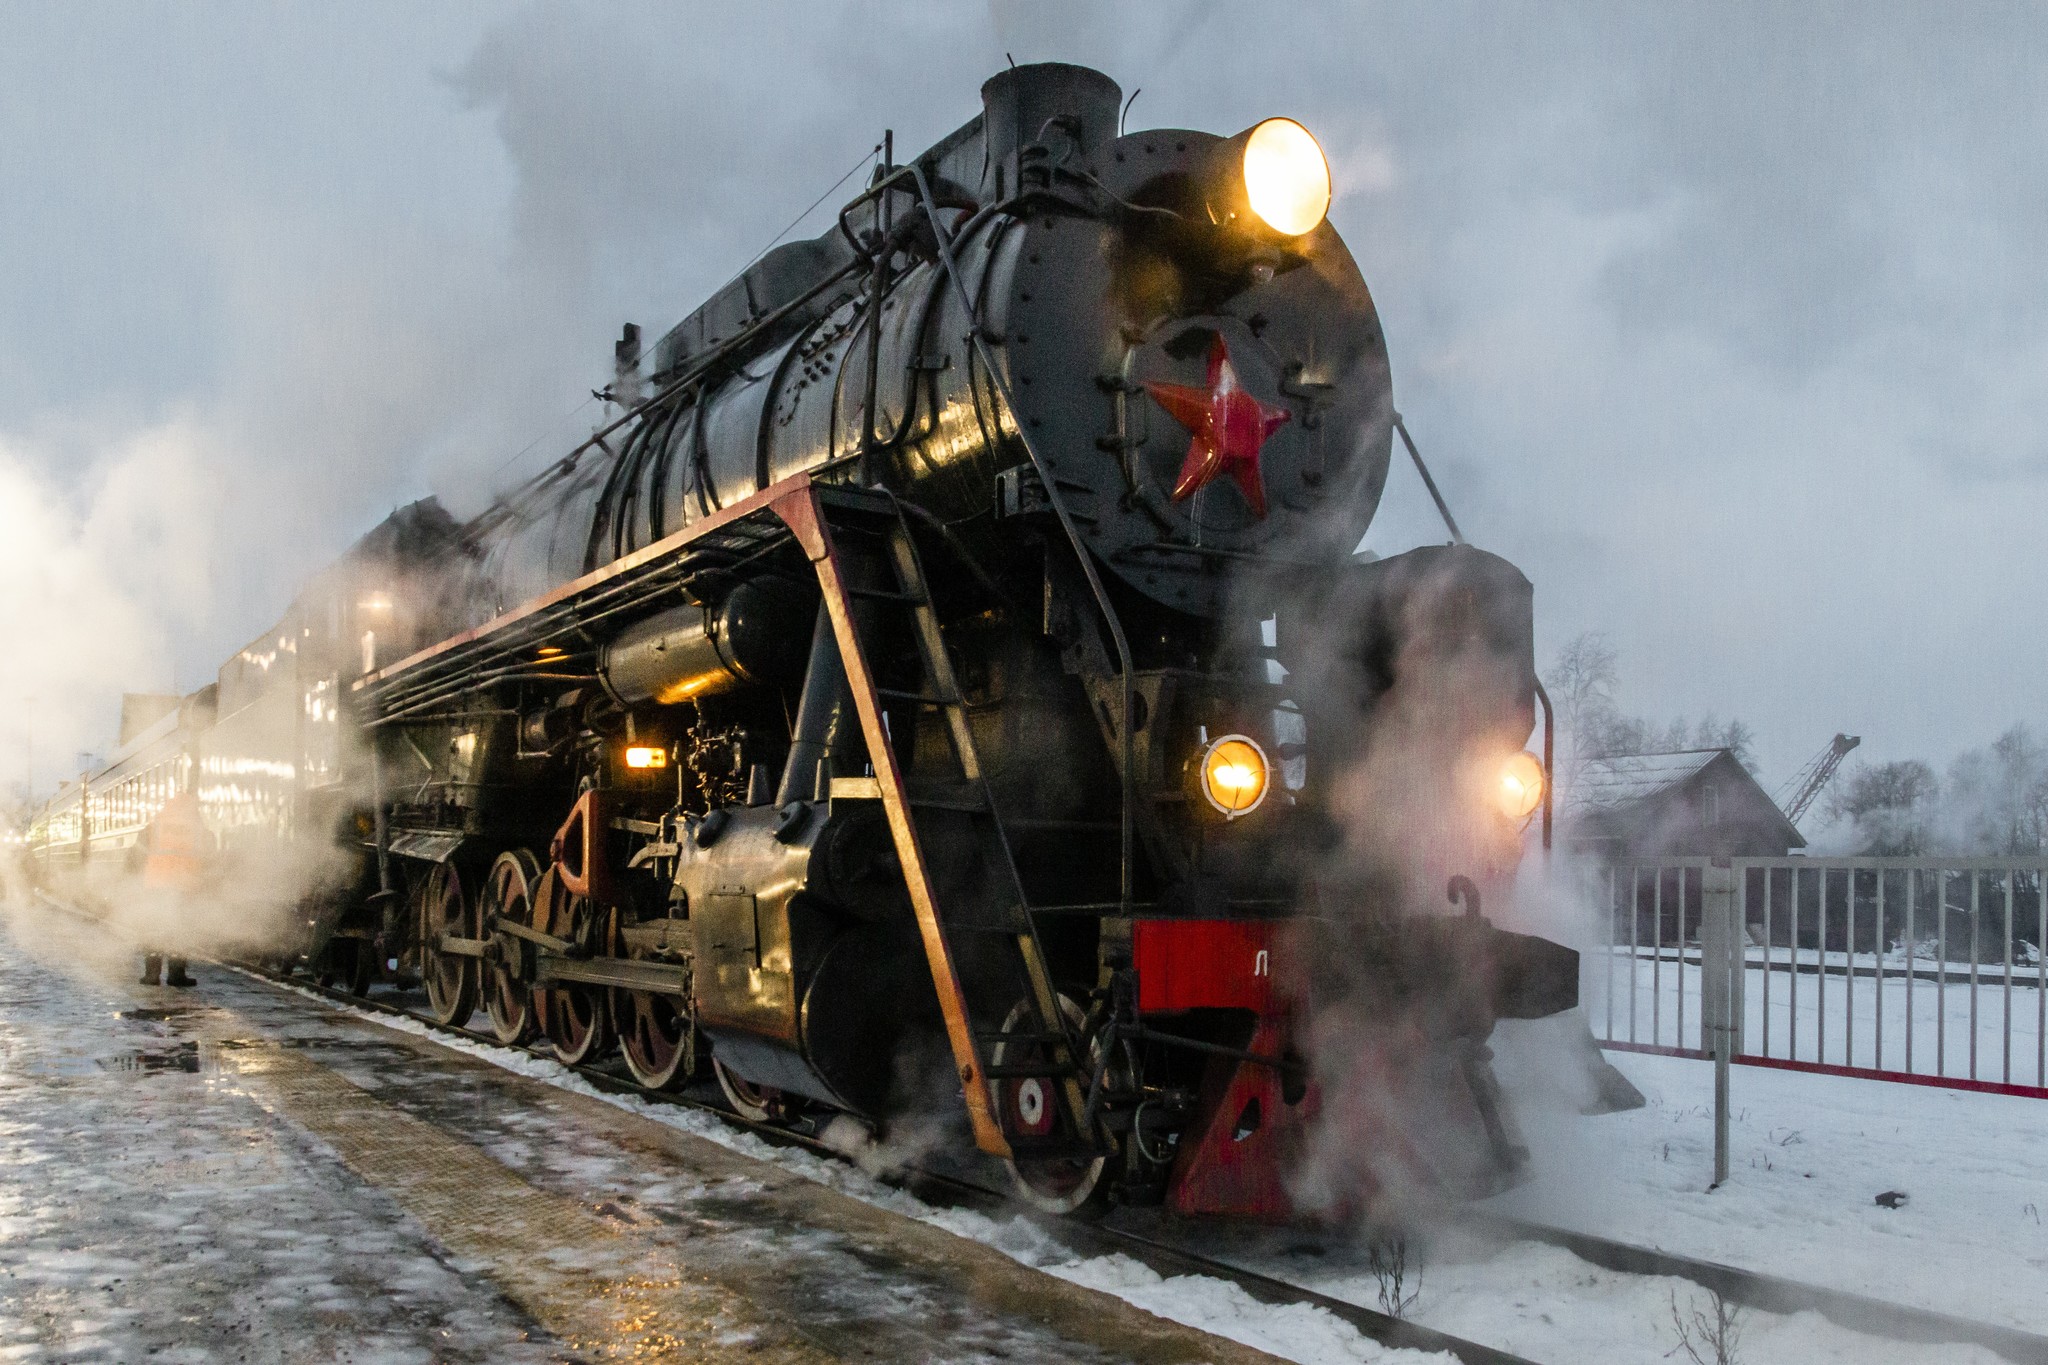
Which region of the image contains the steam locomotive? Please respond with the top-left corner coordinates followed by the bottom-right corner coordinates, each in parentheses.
top-left (26, 63), bottom-right (1577, 1218)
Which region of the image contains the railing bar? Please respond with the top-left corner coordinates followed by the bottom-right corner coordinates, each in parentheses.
top-left (1818, 867), bottom-right (1828, 1066)
top-left (1938, 868), bottom-right (1948, 1079)
top-left (1790, 866), bottom-right (1801, 1064)
top-left (1907, 868), bottom-right (1918, 1075)
top-left (2038, 867), bottom-right (2046, 1090)
top-left (1875, 868), bottom-right (1886, 1071)
top-left (1969, 870), bottom-right (1980, 1082)
top-left (1629, 865), bottom-right (1641, 1045)
top-left (1653, 867), bottom-right (1663, 1036)
top-left (2004, 870), bottom-right (2014, 1086)
top-left (1725, 855), bottom-right (2048, 871)
top-left (1734, 868), bottom-right (1747, 1055)
top-left (1678, 866), bottom-right (1690, 1050)
top-left (1604, 865), bottom-right (1616, 1043)
top-left (1846, 867), bottom-right (1856, 1068)
top-left (1763, 866), bottom-right (1774, 1059)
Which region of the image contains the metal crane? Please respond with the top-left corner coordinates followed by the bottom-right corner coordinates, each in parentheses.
top-left (1775, 733), bottom-right (1862, 826)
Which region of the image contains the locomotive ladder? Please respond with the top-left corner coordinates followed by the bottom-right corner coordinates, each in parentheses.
top-left (787, 483), bottom-right (1095, 1162)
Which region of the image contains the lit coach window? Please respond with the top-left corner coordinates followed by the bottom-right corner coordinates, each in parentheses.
top-left (624, 746), bottom-right (668, 770)
top-left (1195, 734), bottom-right (1270, 819)
top-left (1241, 118), bottom-right (1330, 236)
top-left (1497, 750), bottom-right (1545, 822)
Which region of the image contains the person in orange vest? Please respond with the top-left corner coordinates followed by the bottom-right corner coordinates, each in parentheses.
top-left (138, 791), bottom-right (204, 988)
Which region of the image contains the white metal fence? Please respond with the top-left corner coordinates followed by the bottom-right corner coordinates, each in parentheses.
top-left (1588, 857), bottom-right (2048, 1095)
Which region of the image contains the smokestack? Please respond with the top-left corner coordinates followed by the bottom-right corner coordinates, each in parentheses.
top-left (612, 322), bottom-right (643, 409)
top-left (979, 63), bottom-right (1122, 201)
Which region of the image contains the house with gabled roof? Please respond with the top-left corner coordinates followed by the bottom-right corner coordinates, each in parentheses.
top-left (1565, 748), bottom-right (1805, 861)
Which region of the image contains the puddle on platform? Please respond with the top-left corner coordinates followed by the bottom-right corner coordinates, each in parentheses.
top-left (211, 1037), bottom-right (417, 1059)
top-left (98, 1042), bottom-right (208, 1075)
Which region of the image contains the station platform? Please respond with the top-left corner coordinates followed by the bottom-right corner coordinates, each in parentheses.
top-left (0, 919), bottom-right (1280, 1364)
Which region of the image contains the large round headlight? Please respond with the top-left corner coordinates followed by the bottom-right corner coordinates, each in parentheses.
top-left (1241, 118), bottom-right (1331, 237)
top-left (1195, 734), bottom-right (1271, 819)
top-left (1496, 750), bottom-right (1546, 822)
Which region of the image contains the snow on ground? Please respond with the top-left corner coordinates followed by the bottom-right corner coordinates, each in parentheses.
top-left (1478, 1013), bottom-right (2048, 1351)
top-left (289, 972), bottom-right (2043, 1364)
top-left (0, 924), bottom-right (564, 1364)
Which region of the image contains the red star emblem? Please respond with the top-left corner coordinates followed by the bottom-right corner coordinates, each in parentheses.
top-left (1143, 334), bottom-right (1290, 519)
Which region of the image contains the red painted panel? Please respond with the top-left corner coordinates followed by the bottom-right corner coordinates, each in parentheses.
top-left (1133, 919), bottom-right (1278, 1015)
top-left (1166, 1014), bottom-right (1307, 1219)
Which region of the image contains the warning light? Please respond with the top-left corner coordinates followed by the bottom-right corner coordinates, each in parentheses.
top-left (1194, 734), bottom-right (1270, 819)
top-left (1240, 118), bottom-right (1330, 237)
top-left (624, 746), bottom-right (667, 770)
top-left (1496, 750), bottom-right (1545, 822)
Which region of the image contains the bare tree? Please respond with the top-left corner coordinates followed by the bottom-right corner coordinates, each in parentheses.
top-left (1668, 1288), bottom-right (1744, 1365)
top-left (1947, 725), bottom-right (2048, 855)
top-left (1692, 715), bottom-right (1758, 773)
top-left (1827, 759), bottom-right (1940, 855)
top-left (1545, 633), bottom-right (1759, 797)
top-left (1366, 1233), bottom-right (1421, 1318)
top-left (1545, 631), bottom-right (1620, 794)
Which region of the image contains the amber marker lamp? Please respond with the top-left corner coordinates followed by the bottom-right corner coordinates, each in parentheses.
top-left (1194, 734), bottom-right (1271, 819)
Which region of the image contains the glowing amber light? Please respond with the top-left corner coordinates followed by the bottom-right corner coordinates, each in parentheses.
top-left (1242, 118), bottom-right (1330, 236)
top-left (624, 746), bottom-right (667, 770)
top-left (1497, 750), bottom-right (1546, 821)
top-left (1198, 735), bottom-right (1270, 818)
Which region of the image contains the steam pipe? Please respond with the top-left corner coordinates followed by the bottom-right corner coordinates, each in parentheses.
top-left (1392, 413), bottom-right (1465, 546)
top-left (1534, 678), bottom-right (1554, 852)
top-left (776, 604), bottom-right (849, 806)
top-left (368, 735), bottom-right (397, 940)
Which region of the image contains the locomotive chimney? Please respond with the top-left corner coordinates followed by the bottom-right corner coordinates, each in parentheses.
top-left (979, 62), bottom-right (1122, 201)
top-left (612, 322), bottom-right (642, 409)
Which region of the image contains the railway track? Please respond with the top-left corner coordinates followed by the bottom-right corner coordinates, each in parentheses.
top-left (230, 959), bottom-right (2048, 1365)
top-left (235, 962), bottom-right (1534, 1365)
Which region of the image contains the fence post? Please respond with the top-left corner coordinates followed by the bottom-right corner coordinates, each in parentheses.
top-left (1702, 858), bottom-right (1737, 1188)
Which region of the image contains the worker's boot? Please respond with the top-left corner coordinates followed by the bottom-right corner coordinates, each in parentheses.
top-left (165, 959), bottom-right (196, 989)
top-left (139, 954), bottom-right (162, 986)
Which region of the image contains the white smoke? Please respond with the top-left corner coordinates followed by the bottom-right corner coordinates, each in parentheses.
top-left (0, 424), bottom-right (218, 807)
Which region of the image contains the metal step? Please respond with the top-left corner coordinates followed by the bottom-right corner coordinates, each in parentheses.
top-left (1002, 1134), bottom-right (1106, 1158)
top-left (976, 1030), bottom-right (1071, 1047)
top-left (980, 1062), bottom-right (1082, 1081)
top-left (874, 685), bottom-right (962, 707)
top-left (845, 586), bottom-right (929, 605)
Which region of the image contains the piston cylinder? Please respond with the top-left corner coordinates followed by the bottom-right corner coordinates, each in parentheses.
top-left (598, 580), bottom-right (812, 705)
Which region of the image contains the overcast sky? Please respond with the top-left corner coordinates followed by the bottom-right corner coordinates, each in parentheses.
top-left (2, 1), bottom-right (2043, 796)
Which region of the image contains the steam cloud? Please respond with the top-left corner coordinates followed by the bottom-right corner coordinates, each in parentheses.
top-left (7, 2), bottom-right (2047, 811)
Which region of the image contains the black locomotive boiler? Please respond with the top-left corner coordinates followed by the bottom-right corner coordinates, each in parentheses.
top-left (28, 63), bottom-right (1577, 1218)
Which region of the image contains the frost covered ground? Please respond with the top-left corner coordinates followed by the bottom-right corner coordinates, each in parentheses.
top-left (0, 927), bottom-right (564, 1363)
top-left (2, 903), bottom-right (2040, 1365)
top-left (300, 983), bottom-right (2045, 1363)
top-left (1478, 1017), bottom-right (2048, 1350)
